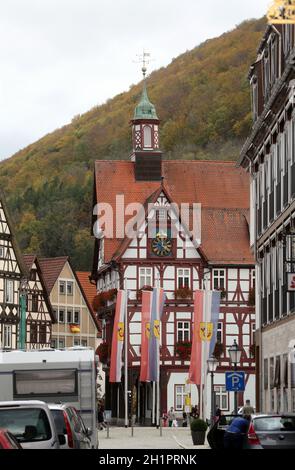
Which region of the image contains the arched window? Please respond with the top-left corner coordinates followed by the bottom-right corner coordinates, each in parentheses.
top-left (143, 125), bottom-right (152, 148)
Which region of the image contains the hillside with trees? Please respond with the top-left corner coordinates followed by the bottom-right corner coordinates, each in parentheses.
top-left (0, 18), bottom-right (266, 269)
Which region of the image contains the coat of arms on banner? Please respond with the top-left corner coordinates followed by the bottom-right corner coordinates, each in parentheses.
top-left (200, 322), bottom-right (213, 341)
top-left (117, 322), bottom-right (124, 341)
top-left (145, 322), bottom-right (151, 339)
top-left (153, 320), bottom-right (160, 339)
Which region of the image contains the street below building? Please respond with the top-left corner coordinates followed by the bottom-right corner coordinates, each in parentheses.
top-left (97, 426), bottom-right (210, 450)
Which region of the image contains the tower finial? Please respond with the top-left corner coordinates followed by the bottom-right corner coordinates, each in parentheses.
top-left (135, 50), bottom-right (152, 79)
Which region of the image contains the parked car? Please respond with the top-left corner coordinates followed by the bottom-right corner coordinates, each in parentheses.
top-left (48, 404), bottom-right (92, 449)
top-left (0, 401), bottom-right (65, 449)
top-left (208, 413), bottom-right (295, 449)
top-left (0, 429), bottom-right (22, 449)
top-left (246, 414), bottom-right (295, 449)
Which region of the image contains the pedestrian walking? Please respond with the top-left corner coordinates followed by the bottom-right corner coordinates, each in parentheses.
top-left (167, 407), bottom-right (176, 427)
top-left (182, 412), bottom-right (188, 427)
top-left (241, 400), bottom-right (255, 416)
top-left (223, 415), bottom-right (251, 449)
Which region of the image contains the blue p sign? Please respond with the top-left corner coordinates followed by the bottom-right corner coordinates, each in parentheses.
top-left (225, 372), bottom-right (245, 392)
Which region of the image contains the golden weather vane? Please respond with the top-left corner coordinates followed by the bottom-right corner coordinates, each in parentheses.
top-left (267, 0), bottom-right (295, 24)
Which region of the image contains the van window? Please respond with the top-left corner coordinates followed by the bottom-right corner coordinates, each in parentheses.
top-left (50, 409), bottom-right (67, 434)
top-left (14, 369), bottom-right (77, 397)
top-left (0, 408), bottom-right (52, 442)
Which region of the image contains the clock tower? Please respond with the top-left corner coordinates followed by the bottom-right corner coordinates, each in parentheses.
top-left (131, 61), bottom-right (162, 181)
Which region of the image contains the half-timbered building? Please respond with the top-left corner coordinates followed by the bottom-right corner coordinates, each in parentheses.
top-left (0, 189), bottom-right (27, 350)
top-left (239, 23), bottom-right (295, 413)
top-left (91, 78), bottom-right (256, 422)
top-left (22, 255), bottom-right (56, 349)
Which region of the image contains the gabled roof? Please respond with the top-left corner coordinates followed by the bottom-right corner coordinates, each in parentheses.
top-left (0, 188), bottom-right (28, 277)
top-left (76, 272), bottom-right (101, 332)
top-left (23, 254), bottom-right (57, 323)
top-left (38, 256), bottom-right (68, 293)
top-left (93, 160), bottom-right (254, 266)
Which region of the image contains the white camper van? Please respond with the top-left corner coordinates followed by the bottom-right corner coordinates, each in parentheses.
top-left (0, 347), bottom-right (98, 448)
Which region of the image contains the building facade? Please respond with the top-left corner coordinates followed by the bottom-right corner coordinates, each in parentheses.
top-left (91, 78), bottom-right (256, 422)
top-left (0, 190), bottom-right (26, 350)
top-left (39, 257), bottom-right (100, 350)
top-left (23, 255), bottom-right (56, 349)
top-left (239, 24), bottom-right (295, 412)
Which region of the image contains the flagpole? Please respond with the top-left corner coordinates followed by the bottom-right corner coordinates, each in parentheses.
top-left (124, 284), bottom-right (129, 428)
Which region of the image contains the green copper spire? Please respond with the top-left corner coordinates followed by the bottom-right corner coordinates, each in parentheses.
top-left (134, 79), bottom-right (158, 120)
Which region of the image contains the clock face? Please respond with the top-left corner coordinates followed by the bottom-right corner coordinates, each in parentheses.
top-left (151, 234), bottom-right (172, 257)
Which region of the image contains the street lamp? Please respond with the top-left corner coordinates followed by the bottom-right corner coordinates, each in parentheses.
top-left (228, 340), bottom-right (242, 414)
top-left (207, 356), bottom-right (218, 424)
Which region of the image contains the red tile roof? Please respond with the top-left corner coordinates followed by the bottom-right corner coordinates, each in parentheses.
top-left (76, 272), bottom-right (101, 332)
top-left (94, 160), bottom-right (253, 265)
top-left (38, 256), bottom-right (68, 293)
top-left (23, 254), bottom-right (37, 270)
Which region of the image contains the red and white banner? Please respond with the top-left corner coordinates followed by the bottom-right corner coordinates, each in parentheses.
top-left (139, 291), bottom-right (152, 382)
top-left (189, 290), bottom-right (203, 385)
top-left (109, 289), bottom-right (128, 383)
top-left (189, 290), bottom-right (221, 385)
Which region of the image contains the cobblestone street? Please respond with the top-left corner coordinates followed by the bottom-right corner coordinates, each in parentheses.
top-left (98, 426), bottom-right (210, 450)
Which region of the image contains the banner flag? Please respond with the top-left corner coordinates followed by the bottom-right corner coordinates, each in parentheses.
top-left (209, 291), bottom-right (221, 357)
top-left (109, 289), bottom-right (128, 383)
top-left (189, 290), bottom-right (203, 385)
top-left (148, 287), bottom-right (166, 383)
top-left (189, 290), bottom-right (221, 385)
top-left (139, 290), bottom-right (152, 382)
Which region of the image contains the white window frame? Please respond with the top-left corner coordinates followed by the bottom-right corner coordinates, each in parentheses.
top-left (58, 309), bottom-right (65, 324)
top-left (143, 125), bottom-right (152, 149)
top-left (213, 269), bottom-right (225, 290)
top-left (139, 267), bottom-right (153, 289)
top-left (58, 338), bottom-right (65, 348)
top-left (214, 385), bottom-right (229, 411)
top-left (217, 322), bottom-right (223, 344)
top-left (74, 310), bottom-right (80, 325)
top-left (81, 339), bottom-right (87, 347)
top-left (177, 321), bottom-right (191, 342)
top-left (73, 337), bottom-right (80, 347)
top-left (59, 281), bottom-right (66, 295)
top-left (67, 309), bottom-right (73, 324)
top-left (2, 324), bottom-right (12, 349)
top-left (51, 338), bottom-right (57, 349)
top-left (5, 280), bottom-right (14, 304)
top-left (175, 385), bottom-right (186, 411)
top-left (177, 268), bottom-right (190, 289)
top-left (67, 281), bottom-right (74, 296)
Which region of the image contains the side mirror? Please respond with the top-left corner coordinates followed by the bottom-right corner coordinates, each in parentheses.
top-left (58, 434), bottom-right (66, 446)
top-left (86, 428), bottom-right (93, 437)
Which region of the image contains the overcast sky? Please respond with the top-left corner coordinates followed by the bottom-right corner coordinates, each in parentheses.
top-left (0, 0), bottom-right (270, 161)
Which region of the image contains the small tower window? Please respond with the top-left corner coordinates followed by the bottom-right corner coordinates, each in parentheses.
top-left (143, 125), bottom-right (152, 148)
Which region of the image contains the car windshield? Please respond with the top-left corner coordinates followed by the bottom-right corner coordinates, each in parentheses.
top-left (0, 408), bottom-right (52, 442)
top-left (50, 409), bottom-right (67, 435)
top-left (254, 416), bottom-right (295, 432)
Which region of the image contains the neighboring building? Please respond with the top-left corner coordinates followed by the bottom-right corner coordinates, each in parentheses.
top-left (0, 189), bottom-right (27, 349)
top-left (39, 257), bottom-right (100, 350)
top-left (239, 24), bottom-right (295, 412)
top-left (76, 271), bottom-right (105, 399)
top-left (91, 77), bottom-right (256, 422)
top-left (23, 255), bottom-right (56, 349)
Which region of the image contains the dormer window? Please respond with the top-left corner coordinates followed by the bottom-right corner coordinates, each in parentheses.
top-left (143, 125), bottom-right (152, 148)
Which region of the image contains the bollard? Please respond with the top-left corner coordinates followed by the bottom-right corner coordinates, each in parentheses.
top-left (160, 418), bottom-right (163, 437)
top-left (106, 422), bottom-right (110, 439)
top-left (131, 424), bottom-right (134, 437)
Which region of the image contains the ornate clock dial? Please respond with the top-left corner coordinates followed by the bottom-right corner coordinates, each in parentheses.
top-left (151, 234), bottom-right (172, 257)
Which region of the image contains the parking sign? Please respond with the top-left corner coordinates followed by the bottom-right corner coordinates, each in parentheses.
top-left (225, 371), bottom-right (245, 392)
